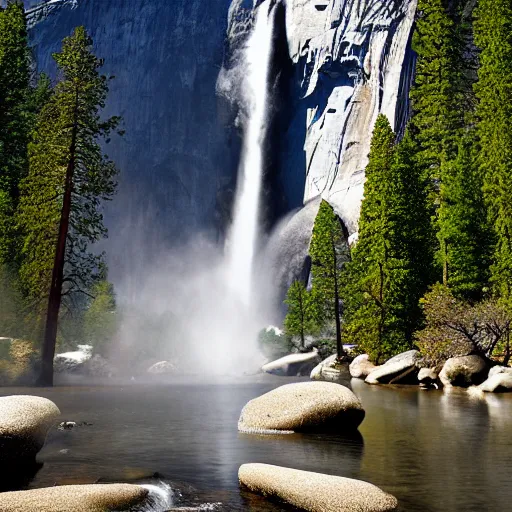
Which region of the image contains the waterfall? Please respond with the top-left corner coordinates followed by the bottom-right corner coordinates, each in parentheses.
top-left (226, 1), bottom-right (274, 306)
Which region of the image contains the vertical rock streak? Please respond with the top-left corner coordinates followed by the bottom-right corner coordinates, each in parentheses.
top-left (226, 1), bottom-right (274, 305)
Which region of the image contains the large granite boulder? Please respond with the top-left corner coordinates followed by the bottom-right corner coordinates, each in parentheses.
top-left (0, 396), bottom-right (60, 463)
top-left (439, 355), bottom-right (489, 388)
top-left (239, 464), bottom-right (398, 512)
top-left (310, 355), bottom-right (350, 383)
top-left (54, 345), bottom-right (92, 374)
top-left (365, 350), bottom-right (420, 385)
top-left (238, 382), bottom-right (364, 433)
top-left (489, 365), bottom-right (512, 378)
top-left (262, 350), bottom-right (321, 377)
top-left (0, 484), bottom-right (148, 512)
top-left (82, 354), bottom-right (117, 379)
top-left (349, 354), bottom-right (378, 379)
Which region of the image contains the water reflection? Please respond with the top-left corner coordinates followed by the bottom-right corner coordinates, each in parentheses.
top-left (0, 379), bottom-right (510, 511)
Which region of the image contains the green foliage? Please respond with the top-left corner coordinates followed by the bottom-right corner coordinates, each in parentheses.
top-left (416, 284), bottom-right (512, 366)
top-left (17, 26), bottom-right (120, 304)
top-left (437, 130), bottom-right (491, 300)
top-left (257, 327), bottom-right (292, 359)
top-left (474, 0), bottom-right (512, 303)
top-left (310, 199), bottom-right (348, 358)
top-left (83, 281), bottom-right (117, 354)
top-left (343, 117), bottom-right (434, 363)
top-left (283, 280), bottom-right (320, 348)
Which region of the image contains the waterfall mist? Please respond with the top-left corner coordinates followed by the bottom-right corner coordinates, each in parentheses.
top-left (108, 2), bottom-right (279, 377)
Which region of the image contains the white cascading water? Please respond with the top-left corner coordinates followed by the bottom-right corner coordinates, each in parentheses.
top-left (226, 1), bottom-right (274, 306)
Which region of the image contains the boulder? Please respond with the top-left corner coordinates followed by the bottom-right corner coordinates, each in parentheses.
top-left (311, 355), bottom-right (350, 382)
top-left (439, 355), bottom-right (489, 388)
top-left (365, 350), bottom-right (420, 385)
top-left (349, 354), bottom-right (378, 379)
top-left (54, 345), bottom-right (92, 374)
top-left (417, 368), bottom-right (440, 389)
top-left (147, 361), bottom-right (176, 375)
top-left (0, 396), bottom-right (60, 463)
top-left (238, 381), bottom-right (364, 433)
top-left (262, 350), bottom-right (321, 377)
top-left (0, 484), bottom-right (148, 512)
top-left (239, 464), bottom-right (398, 512)
top-left (479, 373), bottom-right (512, 393)
top-left (489, 365), bottom-right (512, 378)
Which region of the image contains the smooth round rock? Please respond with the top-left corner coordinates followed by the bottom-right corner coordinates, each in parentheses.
top-left (350, 354), bottom-right (378, 379)
top-left (365, 350), bottom-right (420, 385)
top-left (479, 373), bottom-right (512, 393)
top-left (0, 484), bottom-right (148, 512)
top-left (262, 351), bottom-right (321, 377)
top-left (239, 463), bottom-right (398, 512)
top-left (0, 395), bottom-right (60, 463)
top-left (238, 381), bottom-right (364, 433)
top-left (439, 355), bottom-right (489, 388)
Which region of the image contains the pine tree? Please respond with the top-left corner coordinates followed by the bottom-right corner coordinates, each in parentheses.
top-left (17, 27), bottom-right (121, 386)
top-left (0, 1), bottom-right (30, 264)
top-left (437, 129), bottom-right (491, 301)
top-left (283, 280), bottom-right (319, 348)
top-left (343, 117), bottom-right (433, 363)
top-left (474, 0), bottom-right (512, 305)
top-left (410, 0), bottom-right (468, 281)
top-left (309, 200), bottom-right (348, 359)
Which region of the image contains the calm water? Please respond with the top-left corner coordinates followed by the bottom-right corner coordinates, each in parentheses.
top-left (1, 376), bottom-right (511, 511)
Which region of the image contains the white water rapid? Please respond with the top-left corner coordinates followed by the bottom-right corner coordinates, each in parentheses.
top-left (226, 1), bottom-right (274, 306)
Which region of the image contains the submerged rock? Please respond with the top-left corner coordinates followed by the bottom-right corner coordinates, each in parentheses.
top-left (365, 350), bottom-right (420, 385)
top-left (310, 354), bottom-right (350, 382)
top-left (262, 350), bottom-right (321, 377)
top-left (238, 381), bottom-right (364, 433)
top-left (0, 396), bottom-right (60, 464)
top-left (239, 463), bottom-right (398, 512)
top-left (439, 355), bottom-right (489, 388)
top-left (0, 484), bottom-right (148, 512)
top-left (349, 354), bottom-right (378, 379)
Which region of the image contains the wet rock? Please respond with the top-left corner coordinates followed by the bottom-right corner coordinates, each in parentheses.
top-left (147, 361), bottom-right (176, 375)
top-left (349, 354), bottom-right (378, 379)
top-left (238, 381), bottom-right (364, 433)
top-left (0, 396), bottom-right (60, 464)
top-left (311, 355), bottom-right (350, 382)
top-left (479, 372), bottom-right (512, 393)
top-left (0, 484), bottom-right (148, 512)
top-left (439, 355), bottom-right (489, 388)
top-left (417, 368), bottom-right (441, 389)
top-left (239, 463), bottom-right (398, 512)
top-left (262, 350), bottom-right (321, 377)
top-left (365, 350), bottom-right (420, 385)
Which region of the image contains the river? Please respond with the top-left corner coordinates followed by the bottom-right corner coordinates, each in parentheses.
top-left (1, 376), bottom-right (511, 511)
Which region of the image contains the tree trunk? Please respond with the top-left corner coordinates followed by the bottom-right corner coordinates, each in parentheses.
top-left (38, 98), bottom-right (78, 387)
top-left (333, 239), bottom-right (345, 360)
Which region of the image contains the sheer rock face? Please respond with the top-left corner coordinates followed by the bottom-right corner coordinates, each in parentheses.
top-left (222, 0), bottom-right (418, 233)
top-left (28, 0), bottom-right (236, 283)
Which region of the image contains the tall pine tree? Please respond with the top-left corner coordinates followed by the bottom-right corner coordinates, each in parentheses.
top-left (0, 1), bottom-right (30, 265)
top-left (17, 27), bottom-right (121, 385)
top-left (410, 0), bottom-right (468, 281)
top-left (474, 0), bottom-right (512, 305)
top-left (437, 129), bottom-right (491, 301)
top-left (310, 200), bottom-right (348, 359)
top-left (343, 117), bottom-right (433, 363)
